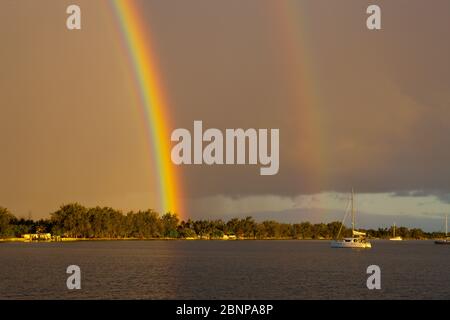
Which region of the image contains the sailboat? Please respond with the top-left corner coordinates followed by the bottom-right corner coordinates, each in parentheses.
top-left (435, 214), bottom-right (449, 245)
top-left (389, 223), bottom-right (403, 241)
top-left (331, 189), bottom-right (372, 248)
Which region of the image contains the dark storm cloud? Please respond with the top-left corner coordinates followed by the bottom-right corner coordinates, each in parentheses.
top-left (394, 190), bottom-right (450, 205)
top-left (150, 0), bottom-right (450, 198)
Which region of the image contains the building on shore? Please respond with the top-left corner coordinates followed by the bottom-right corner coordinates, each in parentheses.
top-left (222, 234), bottom-right (237, 240)
top-left (22, 233), bottom-right (52, 241)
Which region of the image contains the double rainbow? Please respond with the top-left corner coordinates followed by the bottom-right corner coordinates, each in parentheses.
top-left (109, 0), bottom-right (325, 219)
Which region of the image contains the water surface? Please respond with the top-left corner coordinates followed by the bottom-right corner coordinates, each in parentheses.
top-left (0, 240), bottom-right (448, 299)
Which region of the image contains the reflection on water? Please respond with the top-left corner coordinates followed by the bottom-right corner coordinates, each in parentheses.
top-left (0, 240), bottom-right (449, 299)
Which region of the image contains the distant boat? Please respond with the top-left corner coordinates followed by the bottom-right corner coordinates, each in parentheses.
top-left (331, 189), bottom-right (372, 249)
top-left (435, 214), bottom-right (449, 245)
top-left (389, 223), bottom-right (403, 241)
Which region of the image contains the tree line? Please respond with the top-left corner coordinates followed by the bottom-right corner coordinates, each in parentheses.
top-left (0, 204), bottom-right (443, 239)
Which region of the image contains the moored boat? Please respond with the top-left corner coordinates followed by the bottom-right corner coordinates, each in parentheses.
top-left (331, 189), bottom-right (372, 249)
top-left (389, 223), bottom-right (403, 241)
top-left (435, 214), bottom-right (449, 245)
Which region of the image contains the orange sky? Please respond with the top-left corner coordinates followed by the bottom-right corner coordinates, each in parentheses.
top-left (1, 1), bottom-right (450, 230)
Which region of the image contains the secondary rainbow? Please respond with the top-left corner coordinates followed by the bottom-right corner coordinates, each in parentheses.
top-left (272, 1), bottom-right (327, 191)
top-left (111, 0), bottom-right (183, 217)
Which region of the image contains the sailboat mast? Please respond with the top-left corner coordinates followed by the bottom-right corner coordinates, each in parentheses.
top-left (351, 188), bottom-right (355, 234)
top-left (446, 214), bottom-right (448, 237)
top-left (393, 223), bottom-right (396, 237)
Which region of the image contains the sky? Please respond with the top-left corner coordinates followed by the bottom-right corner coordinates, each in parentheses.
top-left (1, 0), bottom-right (450, 231)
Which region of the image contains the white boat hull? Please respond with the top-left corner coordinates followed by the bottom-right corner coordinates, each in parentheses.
top-left (331, 239), bottom-right (372, 248)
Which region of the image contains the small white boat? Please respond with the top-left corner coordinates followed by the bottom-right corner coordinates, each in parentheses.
top-left (331, 189), bottom-right (372, 249)
top-left (435, 214), bottom-right (450, 245)
top-left (389, 223), bottom-right (403, 241)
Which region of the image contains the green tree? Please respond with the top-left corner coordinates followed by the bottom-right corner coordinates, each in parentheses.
top-left (0, 207), bottom-right (15, 237)
top-left (410, 228), bottom-right (424, 239)
top-left (161, 212), bottom-right (179, 238)
top-left (50, 203), bottom-right (88, 237)
top-left (327, 221), bottom-right (342, 239)
top-left (262, 220), bottom-right (281, 238)
top-left (298, 222), bottom-right (313, 239)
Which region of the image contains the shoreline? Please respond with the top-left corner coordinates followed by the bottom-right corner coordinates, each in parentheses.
top-left (0, 237), bottom-right (437, 243)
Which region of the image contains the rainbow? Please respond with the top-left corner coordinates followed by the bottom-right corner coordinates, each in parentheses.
top-left (271, 1), bottom-right (331, 220)
top-left (108, 1), bottom-right (324, 219)
top-left (110, 0), bottom-right (183, 217)
top-left (272, 1), bottom-right (327, 193)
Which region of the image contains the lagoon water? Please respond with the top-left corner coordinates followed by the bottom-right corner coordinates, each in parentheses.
top-left (0, 240), bottom-right (449, 299)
